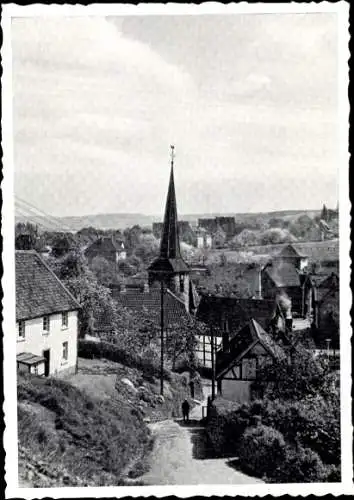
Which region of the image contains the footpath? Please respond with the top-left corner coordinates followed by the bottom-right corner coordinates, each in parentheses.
top-left (140, 382), bottom-right (263, 485)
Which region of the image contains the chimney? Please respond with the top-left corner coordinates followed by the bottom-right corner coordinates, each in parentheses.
top-left (257, 265), bottom-right (263, 299)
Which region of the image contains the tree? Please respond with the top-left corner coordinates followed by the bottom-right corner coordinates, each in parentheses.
top-left (230, 229), bottom-right (260, 249)
top-left (15, 221), bottom-right (39, 239)
top-left (289, 215), bottom-right (315, 240)
top-left (321, 204), bottom-right (329, 222)
top-left (134, 233), bottom-right (159, 264)
top-left (50, 250), bottom-right (118, 338)
top-left (260, 228), bottom-right (297, 245)
top-left (15, 233), bottom-right (36, 250)
top-left (123, 225), bottom-right (142, 250)
top-left (51, 233), bottom-right (74, 258)
top-left (252, 348), bottom-right (332, 401)
top-left (268, 217), bottom-right (286, 229)
top-left (165, 317), bottom-right (205, 371)
top-left (90, 256), bottom-right (118, 286)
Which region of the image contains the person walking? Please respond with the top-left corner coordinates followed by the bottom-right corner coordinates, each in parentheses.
top-left (182, 399), bottom-right (190, 423)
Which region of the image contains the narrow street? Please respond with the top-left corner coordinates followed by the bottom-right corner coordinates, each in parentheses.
top-left (140, 383), bottom-right (263, 485)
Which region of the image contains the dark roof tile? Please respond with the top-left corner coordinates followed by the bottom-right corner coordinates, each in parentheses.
top-left (196, 295), bottom-right (277, 331)
top-left (264, 261), bottom-right (300, 288)
top-left (114, 287), bottom-right (190, 327)
top-left (16, 251), bottom-right (80, 321)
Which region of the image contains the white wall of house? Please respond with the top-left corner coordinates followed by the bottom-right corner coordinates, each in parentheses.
top-left (220, 377), bottom-right (253, 404)
top-left (196, 236), bottom-right (204, 248)
top-left (300, 257), bottom-right (309, 271)
top-left (16, 310), bottom-right (78, 375)
top-left (195, 334), bottom-right (222, 368)
top-left (205, 235), bottom-right (212, 248)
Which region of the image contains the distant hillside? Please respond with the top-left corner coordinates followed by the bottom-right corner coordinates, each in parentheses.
top-left (16, 209), bottom-right (322, 232)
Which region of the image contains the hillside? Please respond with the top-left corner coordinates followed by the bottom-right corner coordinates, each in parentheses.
top-left (16, 209), bottom-right (322, 232)
top-left (18, 357), bottom-right (201, 487)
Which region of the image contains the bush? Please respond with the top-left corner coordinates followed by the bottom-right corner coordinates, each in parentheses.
top-left (206, 393), bottom-right (340, 482)
top-left (238, 425), bottom-right (286, 478)
top-left (206, 399), bottom-right (254, 454)
top-left (78, 339), bottom-right (172, 382)
top-left (18, 375), bottom-right (152, 485)
top-left (274, 445), bottom-right (329, 483)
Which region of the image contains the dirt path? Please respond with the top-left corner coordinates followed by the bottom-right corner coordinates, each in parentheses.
top-left (140, 383), bottom-right (263, 485)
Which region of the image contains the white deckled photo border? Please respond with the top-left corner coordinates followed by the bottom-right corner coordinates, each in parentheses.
top-left (2, 2), bottom-right (351, 498)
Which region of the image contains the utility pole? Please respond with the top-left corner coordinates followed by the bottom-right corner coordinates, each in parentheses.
top-left (210, 325), bottom-right (215, 401)
top-left (160, 280), bottom-right (164, 396)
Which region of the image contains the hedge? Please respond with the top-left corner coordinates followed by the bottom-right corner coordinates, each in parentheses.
top-left (206, 396), bottom-right (340, 482)
top-left (78, 339), bottom-right (172, 382)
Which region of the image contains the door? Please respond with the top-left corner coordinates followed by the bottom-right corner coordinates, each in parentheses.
top-left (43, 349), bottom-right (50, 376)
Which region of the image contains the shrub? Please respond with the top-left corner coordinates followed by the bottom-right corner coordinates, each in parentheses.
top-left (17, 375), bottom-right (152, 485)
top-left (206, 399), bottom-right (253, 454)
top-left (238, 425), bottom-right (286, 478)
top-left (275, 445), bottom-right (329, 483)
top-left (78, 339), bottom-right (172, 382)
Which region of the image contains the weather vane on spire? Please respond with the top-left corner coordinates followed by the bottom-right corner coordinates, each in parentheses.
top-left (170, 144), bottom-right (175, 167)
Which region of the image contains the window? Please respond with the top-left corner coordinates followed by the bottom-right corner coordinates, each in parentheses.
top-left (33, 364), bottom-right (38, 375)
top-left (222, 319), bottom-right (229, 332)
top-left (242, 357), bottom-right (257, 380)
top-left (62, 312), bottom-right (68, 328)
top-left (62, 341), bottom-right (68, 361)
top-left (43, 315), bottom-right (50, 333)
top-left (179, 274), bottom-right (185, 293)
top-left (18, 321), bottom-right (25, 339)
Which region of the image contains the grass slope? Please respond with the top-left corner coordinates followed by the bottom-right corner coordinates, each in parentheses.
top-left (17, 358), bottom-right (201, 487)
top-left (17, 373), bottom-right (152, 486)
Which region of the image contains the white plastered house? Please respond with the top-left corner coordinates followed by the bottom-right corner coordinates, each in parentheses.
top-left (16, 250), bottom-right (81, 376)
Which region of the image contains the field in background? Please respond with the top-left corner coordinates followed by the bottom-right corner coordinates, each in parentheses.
top-left (205, 239), bottom-right (339, 265)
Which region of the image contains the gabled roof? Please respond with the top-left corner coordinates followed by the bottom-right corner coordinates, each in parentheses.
top-left (264, 261), bottom-right (301, 288)
top-left (114, 286), bottom-right (190, 327)
top-left (292, 240), bottom-right (338, 263)
top-left (196, 294), bottom-right (278, 332)
top-left (278, 244), bottom-right (306, 259)
top-left (16, 251), bottom-right (80, 321)
top-left (216, 319), bottom-right (286, 378)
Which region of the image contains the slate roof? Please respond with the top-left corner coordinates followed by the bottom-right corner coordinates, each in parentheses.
top-left (148, 162), bottom-right (190, 275)
top-left (114, 287), bottom-right (190, 327)
top-left (196, 294), bottom-right (278, 332)
top-left (292, 241), bottom-right (339, 263)
top-left (264, 261), bottom-right (301, 288)
top-left (16, 251), bottom-right (80, 321)
top-left (216, 319), bottom-right (286, 378)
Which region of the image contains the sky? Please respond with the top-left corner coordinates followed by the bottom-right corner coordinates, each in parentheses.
top-left (12, 12), bottom-right (339, 217)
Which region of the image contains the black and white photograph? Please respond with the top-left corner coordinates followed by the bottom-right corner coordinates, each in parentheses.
top-left (2, 2), bottom-right (351, 497)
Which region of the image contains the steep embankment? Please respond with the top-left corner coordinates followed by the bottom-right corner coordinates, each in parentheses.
top-left (17, 373), bottom-right (152, 486)
top-left (17, 358), bottom-right (201, 487)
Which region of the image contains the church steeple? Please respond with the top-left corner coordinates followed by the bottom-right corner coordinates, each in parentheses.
top-left (148, 146), bottom-right (190, 302)
top-left (160, 145), bottom-right (182, 260)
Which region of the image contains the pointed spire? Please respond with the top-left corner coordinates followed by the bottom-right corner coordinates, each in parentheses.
top-left (160, 146), bottom-right (181, 259)
top-left (148, 146), bottom-right (189, 275)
